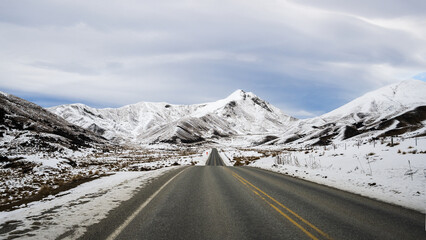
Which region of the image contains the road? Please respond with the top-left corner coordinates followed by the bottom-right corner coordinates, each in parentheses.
top-left (205, 148), bottom-right (225, 166)
top-left (81, 149), bottom-right (425, 240)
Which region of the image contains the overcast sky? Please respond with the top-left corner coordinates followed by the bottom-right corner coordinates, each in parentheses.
top-left (1, 0), bottom-right (425, 118)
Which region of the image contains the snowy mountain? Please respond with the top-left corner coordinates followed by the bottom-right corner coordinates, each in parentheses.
top-left (276, 79), bottom-right (426, 145)
top-left (50, 90), bottom-right (296, 144)
top-left (48, 80), bottom-right (426, 146)
top-left (316, 79), bottom-right (426, 124)
top-left (0, 92), bottom-right (106, 156)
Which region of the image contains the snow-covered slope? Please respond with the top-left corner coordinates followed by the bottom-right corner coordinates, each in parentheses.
top-left (319, 79), bottom-right (426, 124)
top-left (278, 79), bottom-right (426, 145)
top-left (50, 90), bottom-right (296, 144)
top-left (0, 92), bottom-right (106, 155)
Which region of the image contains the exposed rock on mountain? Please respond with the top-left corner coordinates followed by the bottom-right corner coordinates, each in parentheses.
top-left (0, 92), bottom-right (106, 155)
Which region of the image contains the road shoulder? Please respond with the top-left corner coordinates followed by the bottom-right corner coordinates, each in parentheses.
top-left (0, 166), bottom-right (187, 239)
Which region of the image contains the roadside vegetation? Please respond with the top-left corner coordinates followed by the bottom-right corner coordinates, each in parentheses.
top-left (0, 145), bottom-right (203, 211)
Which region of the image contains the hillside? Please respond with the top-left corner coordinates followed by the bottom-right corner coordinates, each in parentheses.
top-left (0, 92), bottom-right (106, 156)
top-left (276, 79), bottom-right (426, 146)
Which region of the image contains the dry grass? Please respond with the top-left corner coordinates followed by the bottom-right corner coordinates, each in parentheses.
top-left (408, 149), bottom-right (417, 154)
top-left (1, 145), bottom-right (204, 211)
top-left (0, 172), bottom-right (106, 211)
top-left (256, 150), bottom-right (281, 158)
top-left (232, 156), bottom-right (261, 166)
top-left (386, 142), bottom-right (400, 147)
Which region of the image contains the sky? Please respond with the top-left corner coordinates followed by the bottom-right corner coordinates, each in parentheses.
top-left (0, 0), bottom-right (425, 118)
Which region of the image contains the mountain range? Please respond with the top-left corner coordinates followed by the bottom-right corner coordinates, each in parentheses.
top-left (48, 79), bottom-right (426, 146)
top-left (0, 79), bottom-right (425, 152)
top-left (49, 90), bottom-right (295, 144)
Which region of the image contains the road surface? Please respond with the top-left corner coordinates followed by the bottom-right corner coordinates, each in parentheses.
top-left (81, 148), bottom-right (425, 240)
top-left (205, 148), bottom-right (225, 166)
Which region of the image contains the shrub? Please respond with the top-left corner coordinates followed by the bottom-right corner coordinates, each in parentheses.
top-left (233, 159), bottom-right (244, 166)
top-left (38, 185), bottom-right (51, 196)
top-left (386, 142), bottom-right (400, 147)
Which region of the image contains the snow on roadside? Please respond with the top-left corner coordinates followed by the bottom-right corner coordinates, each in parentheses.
top-left (218, 149), bottom-right (232, 166)
top-left (250, 138), bottom-right (426, 213)
top-left (192, 149), bottom-right (209, 166)
top-left (0, 166), bottom-right (181, 239)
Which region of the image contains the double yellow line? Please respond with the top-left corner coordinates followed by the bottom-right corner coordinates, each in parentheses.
top-left (230, 170), bottom-right (333, 240)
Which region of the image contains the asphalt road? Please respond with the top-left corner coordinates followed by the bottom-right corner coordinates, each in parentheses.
top-left (205, 148), bottom-right (225, 166)
top-left (81, 149), bottom-right (425, 240)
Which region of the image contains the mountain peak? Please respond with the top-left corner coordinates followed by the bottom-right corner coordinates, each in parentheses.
top-left (50, 88), bottom-right (295, 143)
top-left (227, 89), bottom-right (246, 99)
top-left (319, 79), bottom-right (426, 123)
top-left (226, 89), bottom-right (257, 101)
top-left (395, 78), bottom-right (426, 92)
top-left (233, 89), bottom-right (246, 94)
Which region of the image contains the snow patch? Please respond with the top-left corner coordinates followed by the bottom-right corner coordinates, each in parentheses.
top-left (249, 137), bottom-right (426, 213)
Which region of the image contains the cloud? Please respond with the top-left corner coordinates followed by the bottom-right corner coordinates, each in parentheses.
top-left (0, 0), bottom-right (425, 116)
top-left (291, 0), bottom-right (426, 18)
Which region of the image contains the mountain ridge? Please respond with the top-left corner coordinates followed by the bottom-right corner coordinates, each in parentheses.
top-left (275, 79), bottom-right (426, 146)
top-left (0, 92), bottom-right (106, 156)
top-left (49, 89), bottom-right (295, 144)
top-left (44, 79), bottom-right (426, 145)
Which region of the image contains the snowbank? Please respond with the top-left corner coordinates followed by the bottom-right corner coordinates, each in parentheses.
top-left (250, 138), bottom-right (426, 213)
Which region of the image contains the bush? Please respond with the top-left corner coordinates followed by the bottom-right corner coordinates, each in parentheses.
top-left (386, 142), bottom-right (400, 147)
top-left (233, 160), bottom-right (244, 166)
top-left (38, 185), bottom-right (51, 196)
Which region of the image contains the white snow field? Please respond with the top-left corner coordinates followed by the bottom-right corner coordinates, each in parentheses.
top-left (247, 137), bottom-right (426, 213)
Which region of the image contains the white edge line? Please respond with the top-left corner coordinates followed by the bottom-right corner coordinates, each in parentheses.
top-left (106, 167), bottom-right (188, 240)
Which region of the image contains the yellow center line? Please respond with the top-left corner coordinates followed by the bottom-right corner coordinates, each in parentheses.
top-left (229, 170), bottom-right (333, 240)
top-left (232, 173), bottom-right (319, 240)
